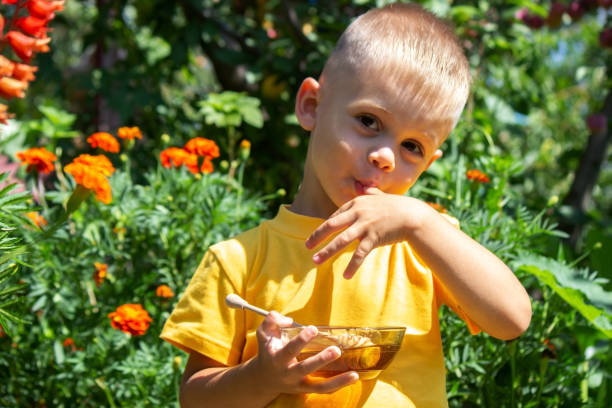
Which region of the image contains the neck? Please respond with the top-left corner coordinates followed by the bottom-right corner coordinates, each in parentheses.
top-left (289, 159), bottom-right (337, 219)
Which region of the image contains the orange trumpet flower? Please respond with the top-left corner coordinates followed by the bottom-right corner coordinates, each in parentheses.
top-left (27, 0), bottom-right (65, 20)
top-left (0, 103), bottom-right (14, 124)
top-left (15, 16), bottom-right (50, 38)
top-left (12, 63), bottom-right (38, 82)
top-left (6, 31), bottom-right (51, 63)
top-left (0, 77), bottom-right (29, 99)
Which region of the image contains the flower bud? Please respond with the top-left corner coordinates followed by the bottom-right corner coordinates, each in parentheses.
top-left (239, 139), bottom-right (251, 161)
top-left (547, 195), bottom-right (559, 207)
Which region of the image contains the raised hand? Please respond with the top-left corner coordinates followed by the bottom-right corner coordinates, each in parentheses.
top-left (254, 311), bottom-right (359, 395)
top-left (305, 193), bottom-right (434, 279)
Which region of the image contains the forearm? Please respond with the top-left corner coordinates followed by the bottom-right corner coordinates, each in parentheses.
top-left (407, 205), bottom-right (532, 340)
top-left (180, 357), bottom-right (279, 408)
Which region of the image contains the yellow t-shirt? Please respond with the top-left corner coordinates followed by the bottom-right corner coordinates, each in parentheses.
top-left (161, 205), bottom-right (479, 408)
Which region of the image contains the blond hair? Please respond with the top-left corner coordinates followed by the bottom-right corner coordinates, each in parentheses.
top-left (321, 3), bottom-right (471, 133)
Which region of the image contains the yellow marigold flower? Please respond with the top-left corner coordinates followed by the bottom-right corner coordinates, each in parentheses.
top-left (87, 132), bottom-right (120, 153)
top-left (466, 169), bottom-right (490, 183)
top-left (184, 137), bottom-right (220, 158)
top-left (108, 304), bottom-right (152, 336)
top-left (160, 147), bottom-right (199, 174)
top-left (117, 126), bottom-right (142, 140)
top-left (16, 147), bottom-right (57, 174)
top-left (155, 284), bottom-right (174, 299)
top-left (64, 154), bottom-right (115, 204)
top-left (26, 211), bottom-right (48, 228)
top-left (93, 262), bottom-right (108, 287)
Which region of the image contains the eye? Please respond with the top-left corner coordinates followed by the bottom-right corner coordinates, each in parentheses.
top-left (401, 140), bottom-right (423, 155)
top-left (358, 114), bottom-right (379, 131)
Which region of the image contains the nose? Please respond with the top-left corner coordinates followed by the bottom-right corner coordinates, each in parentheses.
top-left (368, 146), bottom-right (395, 172)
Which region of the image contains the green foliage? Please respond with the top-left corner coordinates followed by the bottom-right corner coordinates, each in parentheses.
top-left (0, 163), bottom-right (271, 407)
top-left (0, 173), bottom-right (31, 338)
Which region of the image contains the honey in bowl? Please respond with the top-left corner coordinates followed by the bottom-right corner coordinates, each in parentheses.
top-left (280, 326), bottom-right (406, 380)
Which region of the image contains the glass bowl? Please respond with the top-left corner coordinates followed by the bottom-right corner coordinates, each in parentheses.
top-left (280, 326), bottom-right (406, 380)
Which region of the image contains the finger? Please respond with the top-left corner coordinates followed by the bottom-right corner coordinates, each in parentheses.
top-left (312, 226), bottom-right (362, 264)
top-left (343, 238), bottom-right (374, 279)
top-left (275, 326), bottom-right (318, 364)
top-left (258, 311), bottom-right (294, 340)
top-left (292, 345), bottom-right (341, 377)
top-left (306, 210), bottom-right (356, 250)
top-left (364, 186), bottom-right (384, 195)
top-left (302, 371), bottom-right (360, 394)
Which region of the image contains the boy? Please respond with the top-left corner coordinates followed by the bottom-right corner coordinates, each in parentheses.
top-left (161, 3), bottom-right (532, 407)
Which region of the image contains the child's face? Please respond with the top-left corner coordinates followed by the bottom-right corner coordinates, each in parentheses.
top-left (295, 71), bottom-right (448, 216)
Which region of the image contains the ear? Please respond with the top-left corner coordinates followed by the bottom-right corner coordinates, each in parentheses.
top-left (295, 77), bottom-right (320, 131)
top-left (425, 149), bottom-right (443, 170)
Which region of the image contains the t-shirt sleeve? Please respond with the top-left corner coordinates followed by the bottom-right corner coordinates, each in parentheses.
top-left (434, 213), bottom-right (482, 335)
top-left (160, 249), bottom-right (246, 365)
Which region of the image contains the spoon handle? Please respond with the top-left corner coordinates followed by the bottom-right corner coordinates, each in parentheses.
top-left (225, 294), bottom-right (303, 327)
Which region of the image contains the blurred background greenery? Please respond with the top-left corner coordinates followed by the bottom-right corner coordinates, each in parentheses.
top-left (1, 0), bottom-right (611, 406)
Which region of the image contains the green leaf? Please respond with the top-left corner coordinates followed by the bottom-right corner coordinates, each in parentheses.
top-left (38, 105), bottom-right (77, 129)
top-left (513, 253), bottom-right (612, 338)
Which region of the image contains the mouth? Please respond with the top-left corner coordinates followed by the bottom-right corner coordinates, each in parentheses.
top-left (355, 179), bottom-right (379, 195)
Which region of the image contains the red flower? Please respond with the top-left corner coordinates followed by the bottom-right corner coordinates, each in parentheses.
top-left (108, 304), bottom-right (153, 336)
top-left (15, 16), bottom-right (50, 38)
top-left (16, 147), bottom-right (57, 174)
top-left (27, 0), bottom-right (65, 20)
top-left (0, 77), bottom-right (29, 99)
top-left (87, 132), bottom-right (120, 153)
top-left (466, 169), bottom-right (491, 183)
top-left (1, 0), bottom-right (19, 4)
top-left (6, 31), bottom-right (51, 63)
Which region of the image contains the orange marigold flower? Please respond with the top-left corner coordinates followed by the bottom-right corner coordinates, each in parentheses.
top-left (108, 304), bottom-right (153, 336)
top-left (201, 157), bottom-right (214, 174)
top-left (466, 169), bottom-right (490, 183)
top-left (117, 126), bottom-right (142, 140)
top-left (64, 154), bottom-right (115, 204)
top-left (184, 137), bottom-right (220, 158)
top-left (62, 337), bottom-right (74, 347)
top-left (87, 132), bottom-right (120, 153)
top-left (426, 202), bottom-right (447, 213)
top-left (93, 262), bottom-right (108, 287)
top-left (71, 154), bottom-right (115, 176)
top-left (26, 211), bottom-right (48, 228)
top-left (160, 147), bottom-right (199, 174)
top-left (155, 284), bottom-right (174, 299)
top-left (6, 31), bottom-right (51, 63)
top-left (16, 147), bottom-right (57, 174)
top-left (0, 76), bottom-right (29, 99)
